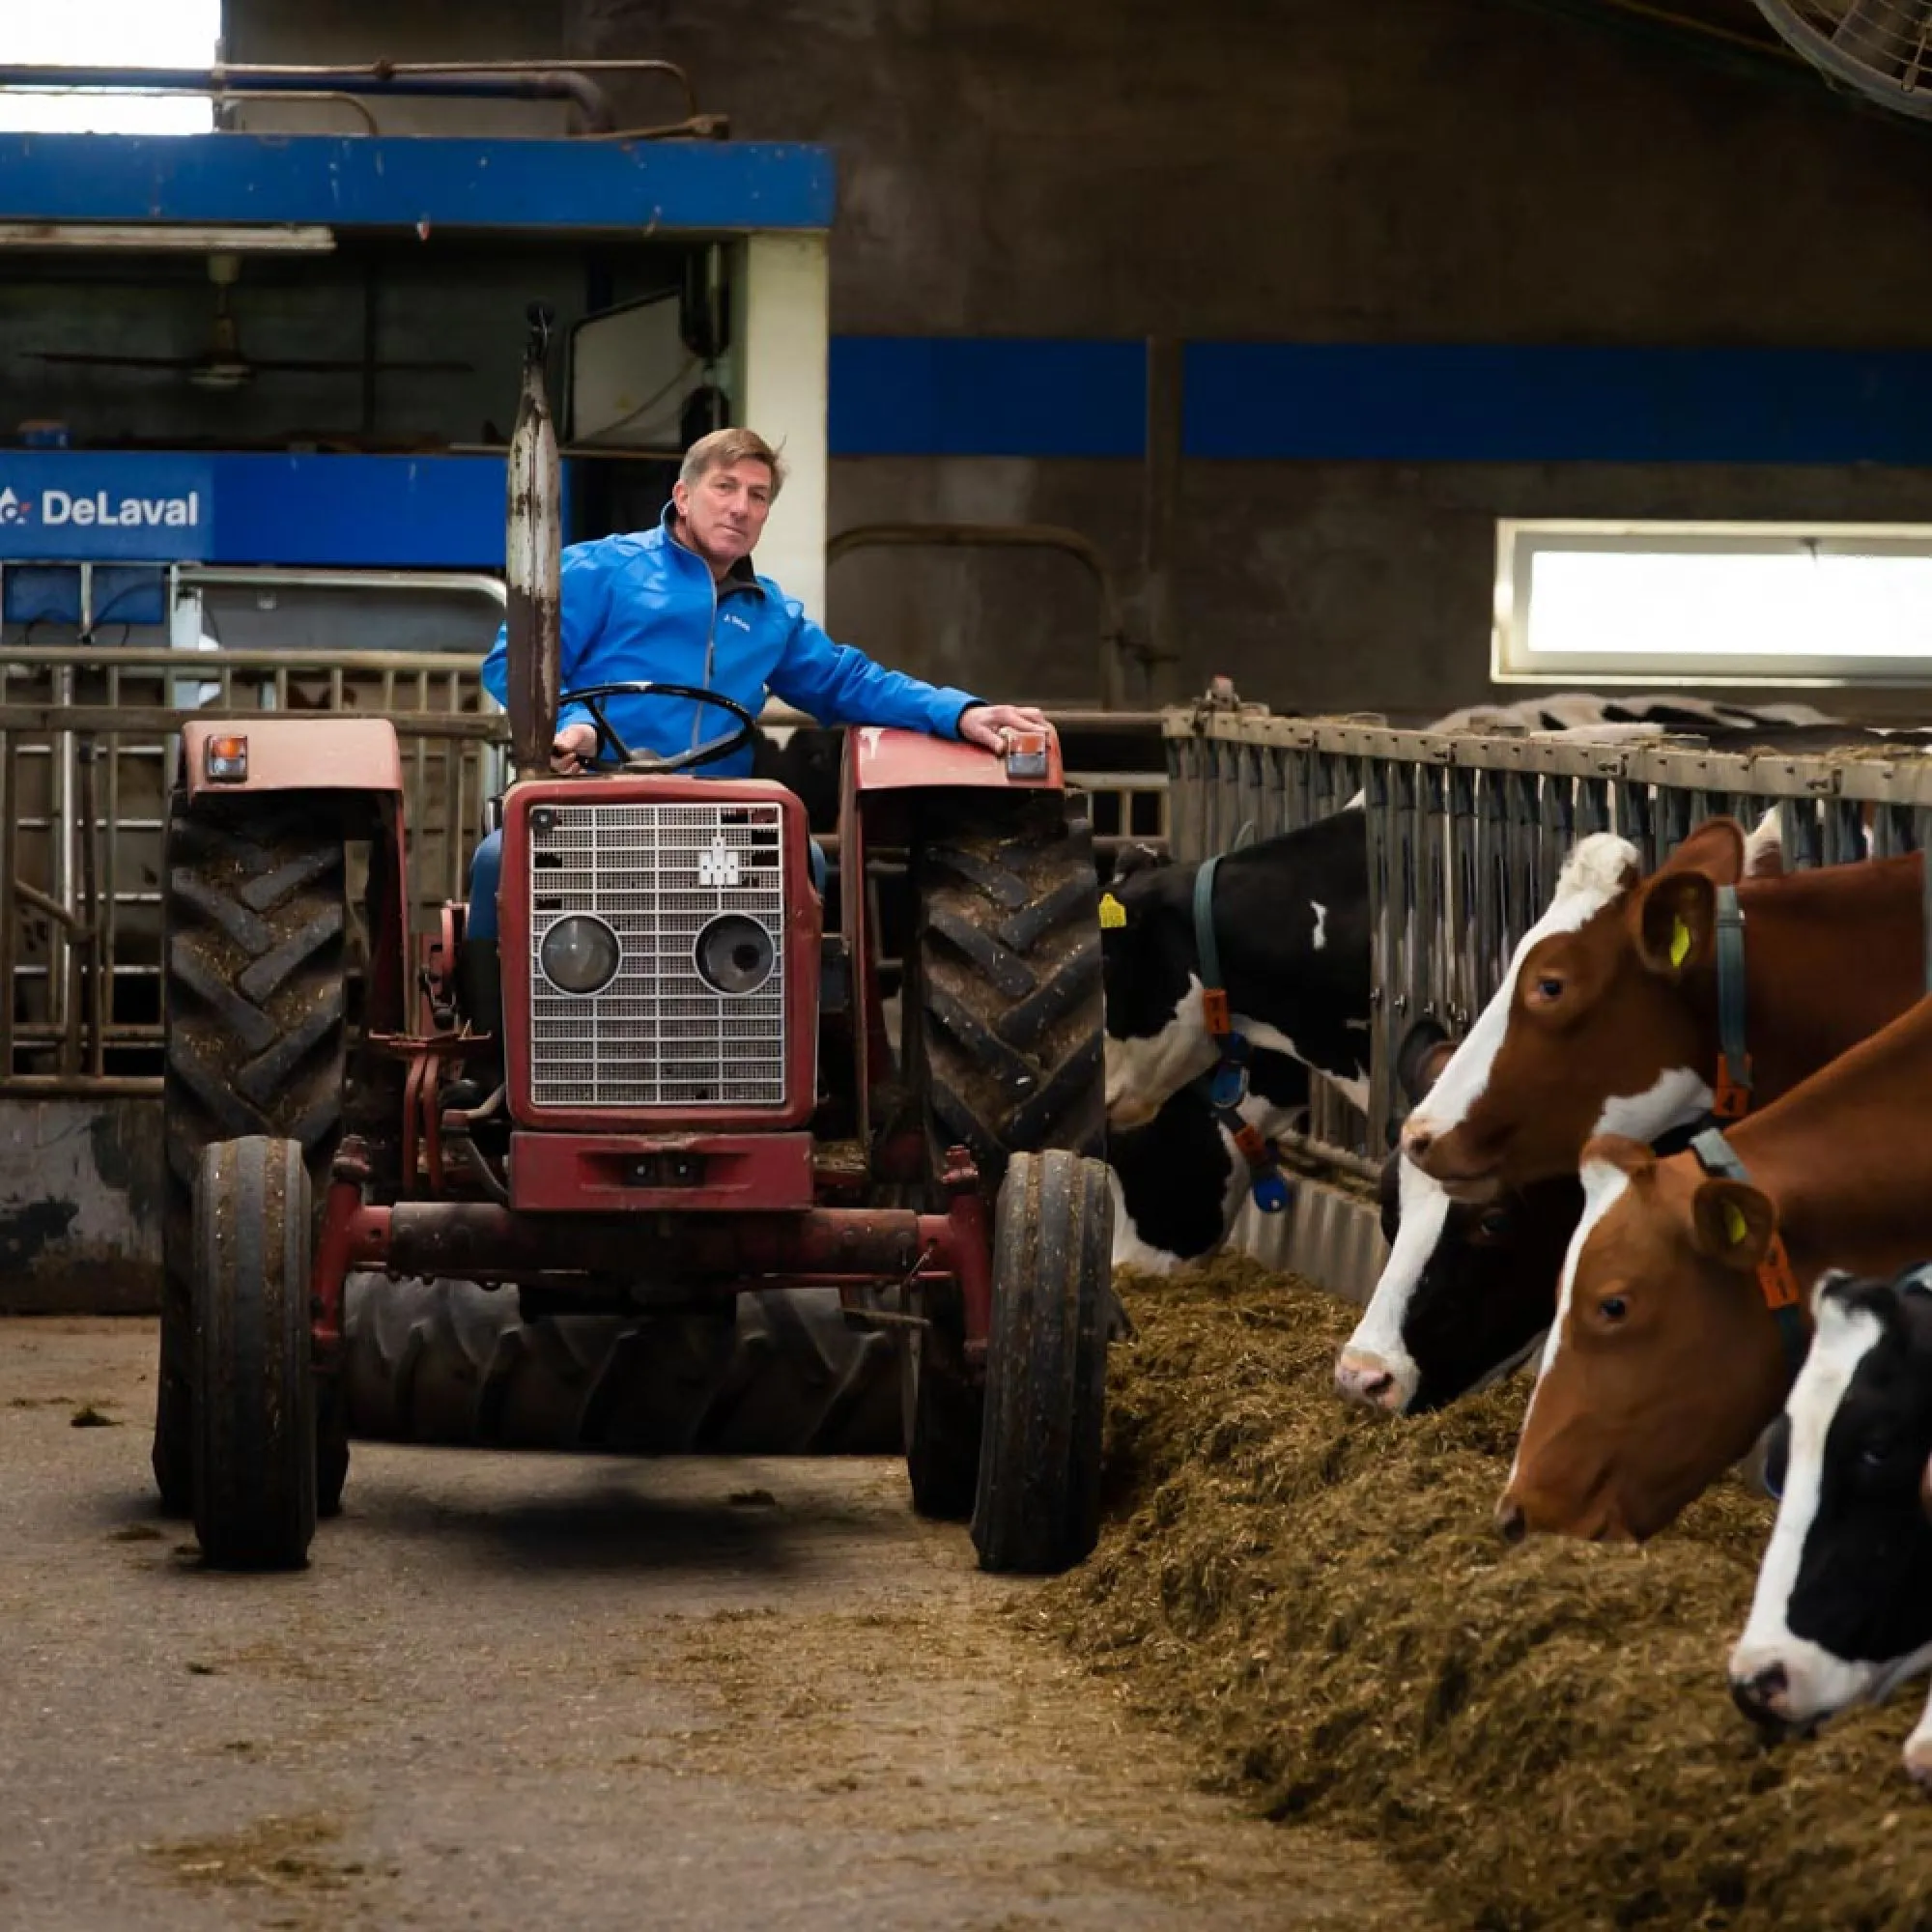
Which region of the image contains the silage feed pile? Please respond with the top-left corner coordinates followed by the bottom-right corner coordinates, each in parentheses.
top-left (1031, 1258), bottom-right (1932, 1931)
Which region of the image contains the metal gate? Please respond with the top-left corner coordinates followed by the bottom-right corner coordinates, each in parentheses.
top-left (0, 645), bottom-right (502, 1095)
top-left (1166, 705), bottom-right (1932, 1227)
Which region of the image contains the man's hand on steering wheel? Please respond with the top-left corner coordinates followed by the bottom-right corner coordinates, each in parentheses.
top-left (551, 722), bottom-right (600, 773)
top-left (959, 702), bottom-right (1050, 755)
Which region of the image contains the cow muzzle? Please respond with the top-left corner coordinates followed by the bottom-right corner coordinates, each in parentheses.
top-left (1728, 1661), bottom-right (1794, 1732)
top-left (1401, 1119), bottom-right (1503, 1202)
top-left (1333, 1348), bottom-right (1411, 1414)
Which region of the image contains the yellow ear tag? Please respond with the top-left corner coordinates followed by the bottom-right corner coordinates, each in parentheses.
top-left (1669, 917), bottom-right (1691, 969)
top-left (1098, 893), bottom-right (1127, 930)
top-left (1722, 1200), bottom-right (1749, 1246)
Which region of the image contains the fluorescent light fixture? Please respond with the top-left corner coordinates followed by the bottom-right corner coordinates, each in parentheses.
top-left (1493, 520), bottom-right (1932, 687)
top-left (0, 222), bottom-right (335, 252)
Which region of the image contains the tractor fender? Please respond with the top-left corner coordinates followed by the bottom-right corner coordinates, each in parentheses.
top-left (183, 716), bottom-right (405, 804)
top-left (845, 724), bottom-right (1064, 794)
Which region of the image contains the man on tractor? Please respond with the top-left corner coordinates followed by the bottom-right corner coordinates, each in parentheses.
top-left (461, 425), bottom-right (1049, 1057)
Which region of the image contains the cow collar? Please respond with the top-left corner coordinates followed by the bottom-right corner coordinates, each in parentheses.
top-left (1688, 1125), bottom-right (1808, 1377)
top-left (1192, 852), bottom-right (1291, 1216)
top-left (1712, 885), bottom-right (1752, 1121)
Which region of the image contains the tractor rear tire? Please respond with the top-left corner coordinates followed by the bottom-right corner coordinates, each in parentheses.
top-left (192, 1137), bottom-right (318, 1572)
top-left (910, 795), bottom-right (1105, 1197)
top-left (338, 1276), bottom-right (902, 1455)
top-left (970, 1149), bottom-right (1112, 1576)
top-left (900, 795), bottom-right (1107, 1517)
top-left (156, 802), bottom-right (348, 1516)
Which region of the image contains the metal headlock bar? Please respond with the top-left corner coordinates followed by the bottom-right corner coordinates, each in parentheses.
top-left (1162, 705), bottom-right (1932, 1179)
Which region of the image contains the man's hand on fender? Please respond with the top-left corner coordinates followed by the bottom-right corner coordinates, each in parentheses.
top-left (959, 703), bottom-right (1050, 755)
top-left (551, 723), bottom-right (599, 774)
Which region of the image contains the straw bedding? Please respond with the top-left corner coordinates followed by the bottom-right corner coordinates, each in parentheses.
top-left (1026, 1257), bottom-right (1932, 1930)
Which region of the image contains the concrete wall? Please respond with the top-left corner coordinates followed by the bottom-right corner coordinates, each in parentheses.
top-left (223, 0), bottom-right (1932, 717)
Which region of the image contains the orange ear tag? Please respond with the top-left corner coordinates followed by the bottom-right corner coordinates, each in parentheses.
top-left (1756, 1237), bottom-right (1802, 1312)
top-left (1712, 1055), bottom-right (1752, 1122)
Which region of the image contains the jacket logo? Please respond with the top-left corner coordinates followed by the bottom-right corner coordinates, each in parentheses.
top-left (721, 611), bottom-right (753, 631)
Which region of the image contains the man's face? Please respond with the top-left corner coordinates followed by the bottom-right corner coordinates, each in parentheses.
top-left (672, 458), bottom-right (775, 568)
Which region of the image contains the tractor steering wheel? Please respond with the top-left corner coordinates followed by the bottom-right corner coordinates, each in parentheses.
top-left (556, 682), bottom-right (758, 776)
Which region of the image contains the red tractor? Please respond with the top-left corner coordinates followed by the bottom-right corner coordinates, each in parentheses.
top-left (151, 314), bottom-right (1113, 1575)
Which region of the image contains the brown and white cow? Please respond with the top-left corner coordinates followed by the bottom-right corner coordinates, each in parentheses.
top-left (1401, 825), bottom-right (1924, 1201)
top-left (1496, 992), bottom-right (1932, 1544)
top-left (1336, 813), bottom-right (1795, 1413)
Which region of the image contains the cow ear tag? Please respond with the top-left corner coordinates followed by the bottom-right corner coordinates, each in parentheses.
top-left (1669, 917), bottom-right (1691, 969)
top-left (1098, 893), bottom-right (1127, 930)
top-left (1722, 1200), bottom-right (1749, 1246)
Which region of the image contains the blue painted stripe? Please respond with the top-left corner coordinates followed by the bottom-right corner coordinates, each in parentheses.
top-left (829, 337), bottom-right (1146, 457)
top-left (1181, 343), bottom-right (1932, 464)
top-left (823, 338), bottom-right (1932, 465)
top-left (0, 133), bottom-right (835, 232)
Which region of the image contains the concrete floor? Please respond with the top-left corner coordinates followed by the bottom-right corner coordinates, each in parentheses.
top-left (0, 1318), bottom-right (1406, 1932)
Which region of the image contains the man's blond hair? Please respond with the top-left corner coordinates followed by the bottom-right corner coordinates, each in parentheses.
top-left (679, 427), bottom-right (785, 499)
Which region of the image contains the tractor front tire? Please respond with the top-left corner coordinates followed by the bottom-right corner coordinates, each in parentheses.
top-left (970, 1150), bottom-right (1112, 1576)
top-left (192, 1137), bottom-right (318, 1571)
top-left (156, 802), bottom-right (347, 1516)
top-left (911, 796), bottom-right (1105, 1195)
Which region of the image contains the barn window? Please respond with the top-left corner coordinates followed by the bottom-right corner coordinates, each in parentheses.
top-left (1492, 520), bottom-right (1932, 687)
top-left (0, 1), bottom-right (222, 135)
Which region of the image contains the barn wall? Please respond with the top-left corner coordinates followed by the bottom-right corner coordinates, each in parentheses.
top-left (224, 0), bottom-right (1932, 718)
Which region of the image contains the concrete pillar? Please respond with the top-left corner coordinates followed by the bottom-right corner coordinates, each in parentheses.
top-left (733, 233), bottom-right (830, 624)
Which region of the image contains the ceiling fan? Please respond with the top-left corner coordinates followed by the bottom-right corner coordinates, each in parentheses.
top-left (1752, 0), bottom-right (1932, 117)
top-left (24, 254), bottom-right (472, 391)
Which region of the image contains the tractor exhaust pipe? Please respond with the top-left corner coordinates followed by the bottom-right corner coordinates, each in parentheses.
top-left (505, 302), bottom-right (562, 781)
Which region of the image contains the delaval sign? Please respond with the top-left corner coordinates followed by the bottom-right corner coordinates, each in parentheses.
top-left (0, 456), bottom-right (214, 562)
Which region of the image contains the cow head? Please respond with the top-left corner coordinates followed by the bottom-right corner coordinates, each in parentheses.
top-left (1401, 819), bottom-right (1749, 1201)
top-left (1336, 1017), bottom-right (1577, 1414)
top-left (1729, 1269), bottom-right (1932, 1784)
top-left (1494, 1134), bottom-right (1793, 1543)
top-left (1101, 848), bottom-right (1220, 1130)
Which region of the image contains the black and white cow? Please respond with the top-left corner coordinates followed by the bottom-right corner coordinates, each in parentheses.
top-left (1342, 1018), bottom-right (1580, 1413)
top-left (1109, 1047), bottom-right (1309, 1272)
top-left (1728, 1266), bottom-right (1932, 1786)
top-left (1101, 806), bottom-right (1371, 1131)
top-left (1429, 693), bottom-right (1835, 737)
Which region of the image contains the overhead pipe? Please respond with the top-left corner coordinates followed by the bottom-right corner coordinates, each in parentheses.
top-left (0, 64), bottom-right (620, 133)
top-left (826, 521), bottom-right (1148, 709)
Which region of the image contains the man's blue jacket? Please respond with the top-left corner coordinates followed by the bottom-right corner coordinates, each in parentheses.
top-left (482, 506), bottom-right (981, 772)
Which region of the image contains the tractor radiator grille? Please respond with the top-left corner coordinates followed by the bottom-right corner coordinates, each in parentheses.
top-left (526, 800), bottom-right (787, 1110)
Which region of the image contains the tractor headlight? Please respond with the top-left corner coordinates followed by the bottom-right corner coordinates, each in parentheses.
top-left (694, 913), bottom-right (777, 995)
top-left (538, 914), bottom-right (622, 996)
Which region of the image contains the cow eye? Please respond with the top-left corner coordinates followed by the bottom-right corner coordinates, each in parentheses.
top-left (1525, 973), bottom-right (1565, 1008)
top-left (1478, 1209), bottom-right (1511, 1237)
top-left (1598, 1293), bottom-right (1628, 1322)
top-left (1858, 1438), bottom-right (1893, 1472)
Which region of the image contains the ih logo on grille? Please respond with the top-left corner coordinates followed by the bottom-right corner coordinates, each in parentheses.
top-left (696, 834), bottom-right (742, 889)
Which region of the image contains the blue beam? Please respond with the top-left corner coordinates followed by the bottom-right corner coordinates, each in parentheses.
top-left (825, 337), bottom-right (1932, 466)
top-left (0, 133), bottom-right (834, 233)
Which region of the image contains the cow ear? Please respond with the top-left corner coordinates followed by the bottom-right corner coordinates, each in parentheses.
top-left (1395, 1018), bottom-right (1456, 1105)
top-left (1111, 842), bottom-right (1164, 882)
top-left (1690, 1179), bottom-right (1776, 1273)
top-left (1630, 870), bottom-right (1718, 978)
top-left (1743, 807), bottom-right (1784, 880)
top-left (1657, 815), bottom-right (1747, 886)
